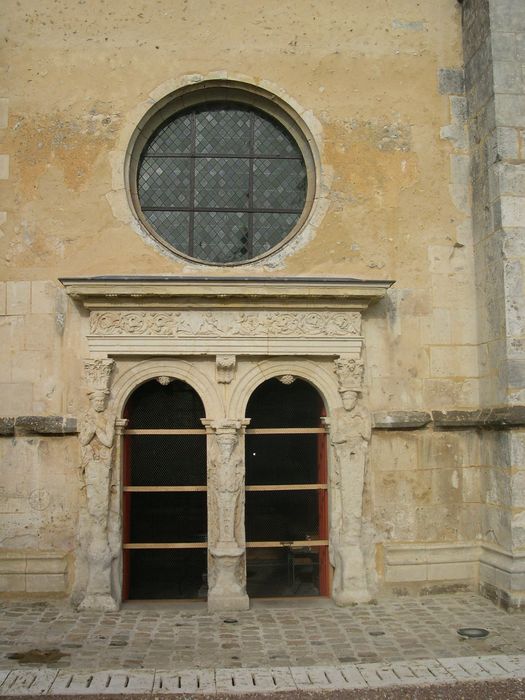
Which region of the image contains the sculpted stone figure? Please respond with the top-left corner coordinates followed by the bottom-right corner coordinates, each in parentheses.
top-left (206, 419), bottom-right (249, 612)
top-left (209, 423), bottom-right (244, 555)
top-left (329, 386), bottom-right (372, 605)
top-left (78, 359), bottom-right (118, 611)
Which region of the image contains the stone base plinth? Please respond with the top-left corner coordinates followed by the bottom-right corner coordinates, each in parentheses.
top-left (207, 592), bottom-right (250, 613)
top-left (78, 593), bottom-right (119, 611)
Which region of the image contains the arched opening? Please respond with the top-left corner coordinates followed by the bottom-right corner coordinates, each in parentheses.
top-left (245, 377), bottom-right (329, 597)
top-left (122, 378), bottom-right (207, 599)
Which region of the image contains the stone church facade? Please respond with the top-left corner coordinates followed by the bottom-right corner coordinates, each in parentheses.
top-left (1, 0), bottom-right (524, 610)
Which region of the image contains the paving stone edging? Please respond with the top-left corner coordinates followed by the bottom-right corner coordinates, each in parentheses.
top-left (1, 655), bottom-right (525, 695)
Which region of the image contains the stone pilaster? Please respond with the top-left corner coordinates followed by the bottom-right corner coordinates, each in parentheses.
top-left (462, 0), bottom-right (525, 608)
top-left (203, 418), bottom-right (250, 612)
top-left (77, 358), bottom-right (118, 611)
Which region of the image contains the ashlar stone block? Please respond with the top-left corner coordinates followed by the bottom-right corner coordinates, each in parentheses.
top-left (6, 282), bottom-right (30, 316)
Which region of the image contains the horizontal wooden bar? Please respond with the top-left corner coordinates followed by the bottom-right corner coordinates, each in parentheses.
top-left (123, 486), bottom-right (207, 492)
top-left (124, 429), bottom-right (206, 435)
top-left (245, 428), bottom-right (327, 435)
top-left (123, 542), bottom-right (208, 549)
top-left (246, 540), bottom-right (328, 548)
top-left (245, 484), bottom-right (327, 491)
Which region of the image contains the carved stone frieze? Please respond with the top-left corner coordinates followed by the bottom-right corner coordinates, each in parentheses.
top-left (90, 310), bottom-right (361, 338)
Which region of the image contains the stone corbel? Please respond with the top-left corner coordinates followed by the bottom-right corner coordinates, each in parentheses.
top-left (216, 354), bottom-right (236, 384)
top-left (202, 418), bottom-right (250, 612)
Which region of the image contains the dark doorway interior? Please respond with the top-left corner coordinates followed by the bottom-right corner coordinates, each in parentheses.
top-left (123, 379), bottom-right (207, 600)
top-left (245, 378), bottom-right (329, 597)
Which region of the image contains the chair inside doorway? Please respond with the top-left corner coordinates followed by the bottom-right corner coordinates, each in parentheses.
top-left (245, 377), bottom-right (329, 597)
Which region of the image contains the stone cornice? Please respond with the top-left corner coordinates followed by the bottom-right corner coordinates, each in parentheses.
top-left (60, 276), bottom-right (394, 311)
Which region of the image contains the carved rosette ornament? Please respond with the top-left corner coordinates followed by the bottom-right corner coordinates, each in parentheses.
top-left (327, 353), bottom-right (372, 605)
top-left (78, 358), bottom-right (118, 611)
top-left (204, 418), bottom-right (250, 612)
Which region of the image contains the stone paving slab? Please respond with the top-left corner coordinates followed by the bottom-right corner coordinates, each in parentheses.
top-left (1, 656), bottom-right (525, 695)
top-left (1, 594), bottom-right (524, 672)
top-left (153, 669), bottom-right (215, 694)
top-left (0, 670), bottom-right (58, 696)
top-left (48, 671), bottom-right (154, 696)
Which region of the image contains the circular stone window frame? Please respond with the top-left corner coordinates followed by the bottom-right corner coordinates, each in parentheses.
top-left (126, 80), bottom-right (319, 267)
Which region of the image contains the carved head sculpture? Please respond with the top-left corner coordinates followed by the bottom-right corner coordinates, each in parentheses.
top-left (216, 432), bottom-right (237, 462)
top-left (340, 389), bottom-right (359, 413)
top-left (88, 389), bottom-right (109, 413)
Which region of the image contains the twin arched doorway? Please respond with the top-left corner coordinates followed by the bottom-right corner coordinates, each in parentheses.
top-left (122, 375), bottom-right (329, 600)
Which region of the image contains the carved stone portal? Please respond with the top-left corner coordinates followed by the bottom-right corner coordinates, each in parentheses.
top-left (204, 419), bottom-right (250, 612)
top-left (78, 358), bottom-right (118, 611)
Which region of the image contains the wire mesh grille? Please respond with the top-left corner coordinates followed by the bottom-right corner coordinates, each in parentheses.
top-left (128, 549), bottom-right (207, 599)
top-left (245, 490), bottom-right (320, 542)
top-left (128, 493), bottom-right (207, 543)
top-left (137, 102), bottom-right (307, 263)
top-left (246, 378), bottom-right (324, 428)
top-left (125, 379), bottom-right (205, 429)
top-left (246, 434), bottom-right (319, 485)
top-left (246, 547), bottom-right (320, 597)
top-left (127, 435), bottom-right (206, 486)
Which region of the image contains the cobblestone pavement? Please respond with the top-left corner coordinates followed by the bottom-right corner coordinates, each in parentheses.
top-left (1, 593), bottom-right (524, 672)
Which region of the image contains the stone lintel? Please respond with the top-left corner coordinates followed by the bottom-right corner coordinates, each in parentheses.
top-left (373, 411), bottom-right (431, 430)
top-left (14, 416), bottom-right (78, 435)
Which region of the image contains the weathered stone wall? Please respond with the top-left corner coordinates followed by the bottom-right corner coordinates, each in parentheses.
top-left (461, 0), bottom-right (525, 607)
top-left (0, 0), bottom-right (502, 601)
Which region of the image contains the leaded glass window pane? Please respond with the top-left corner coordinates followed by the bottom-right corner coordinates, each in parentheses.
top-left (136, 101), bottom-right (308, 264)
top-left (194, 157), bottom-right (250, 209)
top-left (193, 212), bottom-right (249, 263)
top-left (195, 107), bottom-right (251, 155)
top-left (139, 157), bottom-right (192, 208)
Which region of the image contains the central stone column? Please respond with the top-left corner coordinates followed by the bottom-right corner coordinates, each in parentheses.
top-left (203, 418), bottom-right (250, 612)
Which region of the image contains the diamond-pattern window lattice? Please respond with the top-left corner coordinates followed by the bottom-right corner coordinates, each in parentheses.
top-left (136, 102), bottom-right (308, 263)
top-left (252, 212), bottom-right (300, 255)
top-left (138, 157), bottom-right (192, 208)
top-left (193, 211), bottom-right (249, 263)
top-left (253, 158), bottom-right (306, 210)
top-left (146, 114), bottom-right (193, 154)
top-left (195, 107), bottom-right (251, 155)
top-left (143, 210), bottom-right (190, 253)
top-left (254, 115), bottom-right (300, 156)
top-left (194, 157), bottom-right (250, 209)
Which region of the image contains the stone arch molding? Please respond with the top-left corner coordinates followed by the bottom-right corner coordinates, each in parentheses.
top-left (229, 358), bottom-right (341, 418)
top-left (110, 357), bottom-right (223, 419)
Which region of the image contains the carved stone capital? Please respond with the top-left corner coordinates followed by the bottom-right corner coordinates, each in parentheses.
top-left (84, 358), bottom-right (114, 395)
top-left (115, 418), bottom-right (129, 436)
top-left (334, 354), bottom-right (364, 394)
top-left (202, 418), bottom-right (250, 434)
top-left (216, 354), bottom-right (236, 384)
